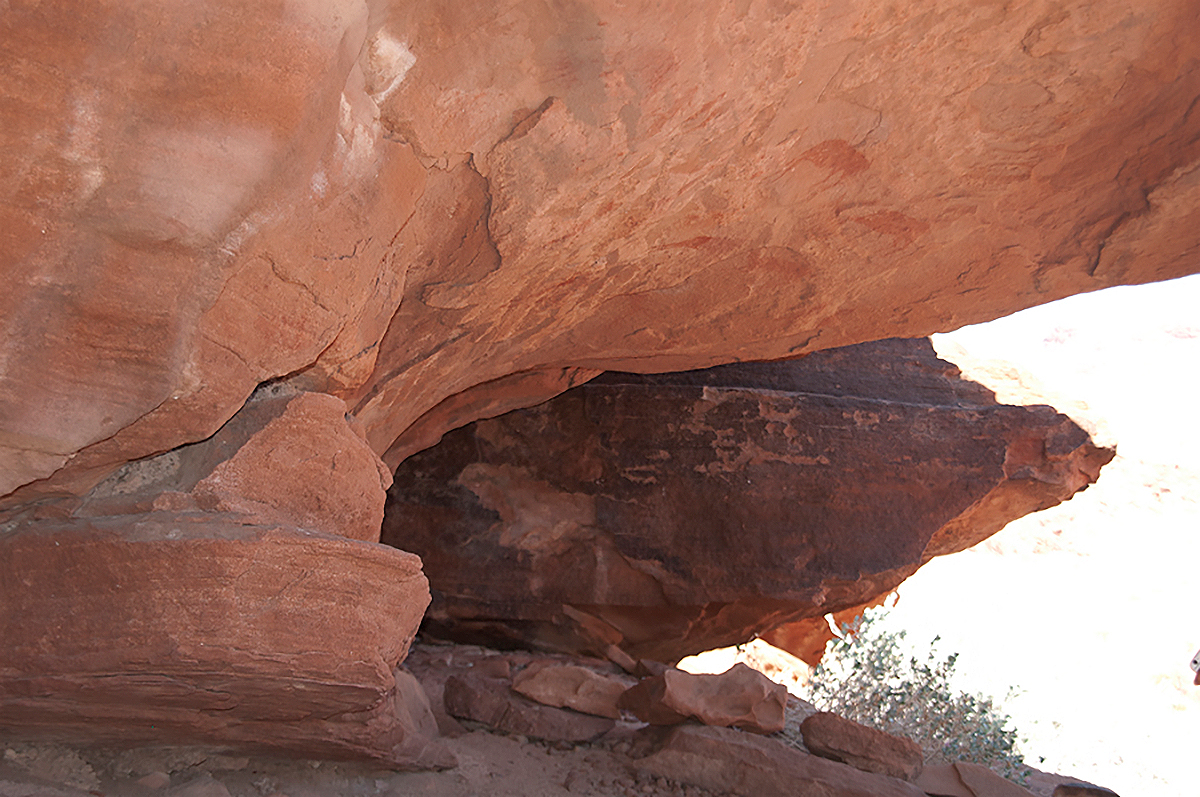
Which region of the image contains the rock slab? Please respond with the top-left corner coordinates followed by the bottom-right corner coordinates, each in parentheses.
top-left (384, 339), bottom-right (1113, 660)
top-left (618, 663), bottom-right (787, 734)
top-left (633, 724), bottom-right (927, 797)
top-left (0, 516), bottom-right (444, 768)
top-left (3, 0), bottom-right (1197, 529)
top-left (916, 763), bottom-right (1039, 797)
top-left (511, 664), bottom-right (630, 720)
top-left (800, 711), bottom-right (924, 781)
top-left (442, 672), bottom-right (615, 743)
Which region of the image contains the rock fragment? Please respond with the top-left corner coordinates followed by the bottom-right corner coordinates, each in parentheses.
top-left (443, 672), bottom-right (615, 743)
top-left (512, 664), bottom-right (631, 719)
top-left (915, 762), bottom-right (1039, 797)
top-left (617, 663), bottom-right (787, 734)
top-left (799, 712), bottom-right (923, 781)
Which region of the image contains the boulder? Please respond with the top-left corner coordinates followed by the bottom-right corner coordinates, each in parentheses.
top-left (442, 672), bottom-right (615, 743)
top-left (799, 712), bottom-right (924, 781)
top-left (618, 663), bottom-right (787, 734)
top-left (632, 724), bottom-right (927, 797)
top-left (383, 339), bottom-right (1113, 660)
top-left (511, 664), bottom-right (631, 720)
top-left (0, 516), bottom-right (444, 768)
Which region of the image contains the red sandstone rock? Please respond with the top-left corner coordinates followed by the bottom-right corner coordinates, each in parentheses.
top-left (916, 763), bottom-right (1040, 797)
top-left (916, 764), bottom-right (980, 796)
top-left (0, 516), bottom-right (444, 768)
top-left (617, 663), bottom-right (787, 734)
top-left (442, 672), bottom-right (615, 743)
top-left (0, 0), bottom-right (1191, 763)
top-left (161, 775), bottom-right (232, 797)
top-left (632, 724), bottom-right (927, 797)
top-left (511, 664), bottom-right (631, 720)
top-left (799, 712), bottom-right (924, 781)
top-left (759, 618), bottom-right (837, 669)
top-left (383, 339), bottom-right (1113, 661)
top-left (761, 597), bottom-right (892, 666)
top-left (1052, 783), bottom-right (1121, 797)
top-left (188, 391), bottom-right (392, 542)
top-left (73, 389), bottom-right (391, 542)
top-left (2, 0), bottom-right (1198, 517)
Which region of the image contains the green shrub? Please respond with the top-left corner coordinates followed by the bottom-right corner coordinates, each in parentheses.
top-left (798, 607), bottom-right (1029, 784)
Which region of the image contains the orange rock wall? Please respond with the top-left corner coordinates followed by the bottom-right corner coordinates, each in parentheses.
top-left (3, 0), bottom-right (1199, 510)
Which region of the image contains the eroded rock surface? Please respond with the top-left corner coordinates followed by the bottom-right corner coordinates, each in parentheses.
top-left (618, 663), bottom-right (788, 734)
top-left (383, 339), bottom-right (1114, 661)
top-left (68, 388), bottom-right (393, 542)
top-left (0, 0), bottom-right (1187, 767)
top-left (3, 0), bottom-right (1198, 512)
top-left (800, 712), bottom-right (924, 781)
top-left (0, 516), bottom-right (442, 768)
top-left (632, 724), bottom-right (927, 797)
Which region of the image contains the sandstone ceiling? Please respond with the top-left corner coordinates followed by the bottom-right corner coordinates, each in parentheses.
top-left (0, 0), bottom-right (1198, 767)
top-left (2, 0), bottom-right (1199, 510)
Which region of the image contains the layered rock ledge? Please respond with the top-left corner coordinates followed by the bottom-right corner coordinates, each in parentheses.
top-left (0, 515), bottom-right (445, 767)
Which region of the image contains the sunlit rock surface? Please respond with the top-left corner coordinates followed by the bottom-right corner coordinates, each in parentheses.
top-left (2, 0), bottom-right (1197, 509)
top-left (0, 0), bottom-right (1190, 763)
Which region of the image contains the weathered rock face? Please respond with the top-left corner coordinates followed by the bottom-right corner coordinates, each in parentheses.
top-left (800, 712), bottom-right (924, 782)
top-left (632, 724), bottom-right (928, 797)
top-left (0, 0), bottom-right (1187, 766)
top-left (0, 387), bottom-right (439, 760)
top-left (617, 663), bottom-right (789, 734)
top-left (2, 0), bottom-right (1198, 512)
top-left (0, 516), bottom-right (443, 767)
top-left (67, 388), bottom-right (393, 542)
top-left (382, 339), bottom-right (1113, 661)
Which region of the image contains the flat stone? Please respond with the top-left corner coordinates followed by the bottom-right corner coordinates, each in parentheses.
top-left (618, 663), bottom-right (787, 734)
top-left (512, 664), bottom-right (631, 720)
top-left (916, 763), bottom-right (1040, 797)
top-left (0, 516), bottom-right (443, 768)
top-left (800, 712), bottom-right (923, 781)
top-left (443, 672), bottom-right (615, 743)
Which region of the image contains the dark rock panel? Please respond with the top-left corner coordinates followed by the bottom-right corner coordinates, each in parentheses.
top-left (382, 339), bottom-right (1113, 661)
